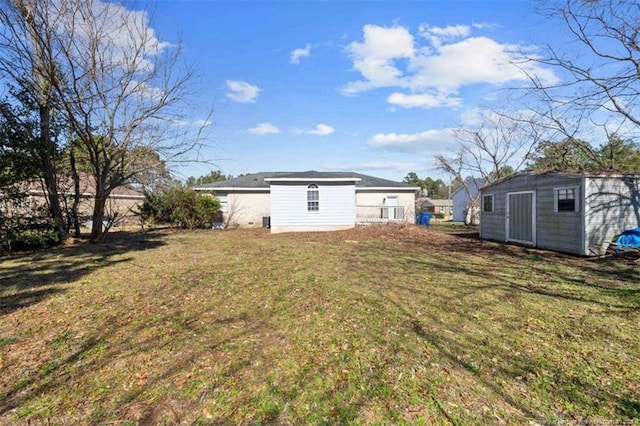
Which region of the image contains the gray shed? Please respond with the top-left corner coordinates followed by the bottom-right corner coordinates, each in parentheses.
top-left (479, 172), bottom-right (640, 256)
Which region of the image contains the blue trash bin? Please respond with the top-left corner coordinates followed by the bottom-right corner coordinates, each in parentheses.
top-left (420, 212), bottom-right (432, 226)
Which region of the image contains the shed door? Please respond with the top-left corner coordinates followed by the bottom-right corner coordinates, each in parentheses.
top-left (506, 191), bottom-right (536, 246)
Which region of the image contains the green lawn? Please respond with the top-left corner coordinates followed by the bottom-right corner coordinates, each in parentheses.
top-left (1, 226), bottom-right (638, 425)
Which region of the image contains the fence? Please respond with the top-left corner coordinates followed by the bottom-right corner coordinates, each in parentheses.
top-left (356, 205), bottom-right (406, 224)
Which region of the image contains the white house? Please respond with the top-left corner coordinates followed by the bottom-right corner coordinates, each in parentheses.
top-left (479, 171), bottom-right (640, 256)
top-left (451, 178), bottom-right (484, 223)
top-left (193, 171), bottom-right (419, 233)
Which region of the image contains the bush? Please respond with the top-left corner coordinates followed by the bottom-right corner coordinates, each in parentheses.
top-left (140, 186), bottom-right (220, 229)
top-left (139, 190), bottom-right (166, 224)
top-left (1, 213), bottom-right (61, 253)
top-left (12, 229), bottom-right (61, 251)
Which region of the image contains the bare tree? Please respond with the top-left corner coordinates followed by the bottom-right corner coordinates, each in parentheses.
top-left (525, 0), bottom-right (640, 147)
top-left (0, 0), bottom-right (210, 242)
top-left (436, 111), bottom-right (546, 224)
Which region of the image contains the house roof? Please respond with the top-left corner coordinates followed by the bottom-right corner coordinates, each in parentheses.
top-left (193, 171), bottom-right (417, 191)
top-left (15, 172), bottom-right (144, 198)
top-left (420, 198), bottom-right (451, 208)
top-left (265, 171), bottom-right (362, 183)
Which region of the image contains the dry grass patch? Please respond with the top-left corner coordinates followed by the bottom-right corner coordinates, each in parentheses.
top-left (0, 225), bottom-right (638, 424)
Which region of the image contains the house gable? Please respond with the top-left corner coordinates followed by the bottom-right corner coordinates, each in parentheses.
top-left (269, 180), bottom-right (357, 233)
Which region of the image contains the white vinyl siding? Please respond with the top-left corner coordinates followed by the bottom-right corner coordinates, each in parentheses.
top-left (452, 179), bottom-right (483, 222)
top-left (270, 183), bottom-right (356, 232)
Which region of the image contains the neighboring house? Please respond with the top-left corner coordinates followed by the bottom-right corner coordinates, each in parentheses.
top-left (479, 171), bottom-right (640, 256)
top-left (193, 171), bottom-right (419, 233)
top-left (0, 172), bottom-right (145, 227)
top-left (451, 178), bottom-right (484, 223)
top-left (419, 198), bottom-right (452, 218)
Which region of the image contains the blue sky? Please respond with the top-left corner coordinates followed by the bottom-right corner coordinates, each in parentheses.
top-left (146, 1), bottom-right (560, 182)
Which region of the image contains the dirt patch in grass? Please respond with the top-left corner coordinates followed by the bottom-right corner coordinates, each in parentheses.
top-left (1, 225), bottom-right (638, 424)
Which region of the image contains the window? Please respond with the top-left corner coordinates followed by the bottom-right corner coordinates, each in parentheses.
top-left (439, 206), bottom-right (446, 214)
top-left (555, 187), bottom-right (578, 212)
top-left (307, 184), bottom-right (319, 211)
top-left (483, 194), bottom-right (494, 212)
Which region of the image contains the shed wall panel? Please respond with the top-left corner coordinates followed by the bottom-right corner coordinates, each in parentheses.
top-left (585, 177), bottom-right (640, 255)
top-left (480, 174), bottom-right (585, 255)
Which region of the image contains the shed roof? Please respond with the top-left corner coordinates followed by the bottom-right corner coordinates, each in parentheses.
top-left (482, 171), bottom-right (640, 190)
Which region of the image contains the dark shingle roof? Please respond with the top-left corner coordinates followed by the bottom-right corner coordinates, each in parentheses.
top-left (193, 171), bottom-right (416, 190)
top-left (194, 172), bottom-right (279, 189)
top-left (482, 171), bottom-right (640, 190)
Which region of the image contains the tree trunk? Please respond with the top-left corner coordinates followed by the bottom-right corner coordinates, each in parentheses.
top-left (89, 187), bottom-right (107, 243)
top-left (39, 104), bottom-right (68, 240)
top-left (70, 147), bottom-right (81, 237)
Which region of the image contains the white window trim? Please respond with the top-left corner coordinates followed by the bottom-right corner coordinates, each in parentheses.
top-left (553, 186), bottom-right (579, 213)
top-left (482, 194), bottom-right (494, 213)
top-left (307, 184), bottom-right (319, 212)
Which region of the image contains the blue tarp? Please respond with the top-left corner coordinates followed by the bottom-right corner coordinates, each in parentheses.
top-left (615, 227), bottom-right (640, 249)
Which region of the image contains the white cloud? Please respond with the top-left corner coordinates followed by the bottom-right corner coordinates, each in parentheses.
top-left (53, 1), bottom-right (172, 74)
top-left (459, 108), bottom-right (487, 127)
top-left (125, 79), bottom-right (165, 101)
top-left (172, 118), bottom-right (213, 127)
top-left (308, 124), bottom-right (334, 135)
top-left (341, 25), bottom-right (415, 95)
top-left (409, 37), bottom-right (555, 89)
top-left (290, 43), bottom-right (311, 64)
top-left (472, 21), bottom-right (500, 30)
top-left (248, 123), bottom-right (280, 135)
top-left (418, 24), bottom-right (471, 46)
top-left (292, 124), bottom-right (335, 136)
top-left (226, 80), bottom-right (261, 103)
top-left (387, 91), bottom-right (462, 109)
top-left (341, 23), bottom-right (559, 108)
top-left (368, 128), bottom-right (456, 154)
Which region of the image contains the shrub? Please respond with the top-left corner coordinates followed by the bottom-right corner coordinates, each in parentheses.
top-left (139, 190), bottom-right (167, 224)
top-left (1, 213), bottom-right (61, 253)
top-left (140, 186), bottom-right (220, 229)
top-left (12, 229), bottom-right (61, 251)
